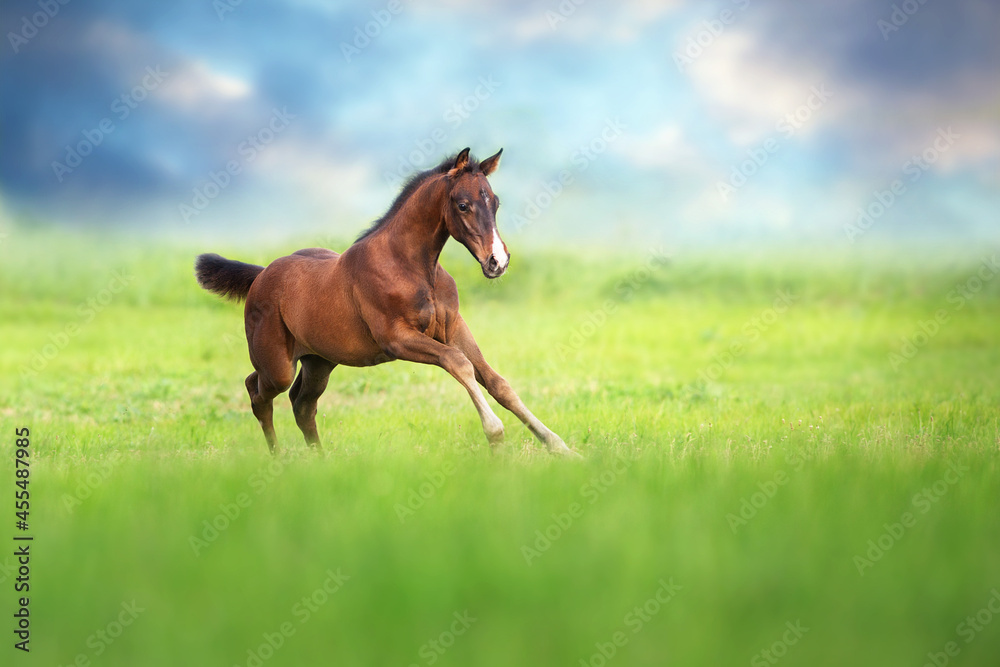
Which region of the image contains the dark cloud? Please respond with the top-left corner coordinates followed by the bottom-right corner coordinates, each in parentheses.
top-left (0, 0), bottom-right (996, 243)
top-left (743, 0), bottom-right (1000, 94)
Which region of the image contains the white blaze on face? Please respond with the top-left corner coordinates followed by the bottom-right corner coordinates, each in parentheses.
top-left (490, 228), bottom-right (508, 268)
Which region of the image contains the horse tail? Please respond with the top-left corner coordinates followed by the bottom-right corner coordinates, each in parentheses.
top-left (195, 253), bottom-right (265, 302)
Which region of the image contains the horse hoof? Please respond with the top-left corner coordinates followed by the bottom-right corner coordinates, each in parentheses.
top-left (485, 418), bottom-right (505, 444)
top-left (546, 436), bottom-right (583, 459)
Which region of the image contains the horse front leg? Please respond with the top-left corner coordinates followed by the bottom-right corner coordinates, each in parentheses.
top-left (381, 327), bottom-right (505, 446)
top-left (448, 317), bottom-right (580, 458)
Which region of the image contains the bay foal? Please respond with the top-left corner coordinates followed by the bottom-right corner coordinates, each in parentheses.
top-left (196, 148), bottom-right (577, 457)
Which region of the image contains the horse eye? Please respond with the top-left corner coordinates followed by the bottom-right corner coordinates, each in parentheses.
top-left (458, 202), bottom-right (469, 212)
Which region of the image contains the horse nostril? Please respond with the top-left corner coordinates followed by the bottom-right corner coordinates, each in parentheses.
top-left (487, 256), bottom-right (499, 272)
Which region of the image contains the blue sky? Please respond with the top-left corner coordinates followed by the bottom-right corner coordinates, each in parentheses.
top-left (1, 0), bottom-right (997, 247)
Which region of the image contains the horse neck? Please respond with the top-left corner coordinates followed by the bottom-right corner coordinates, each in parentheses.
top-left (384, 176), bottom-right (450, 283)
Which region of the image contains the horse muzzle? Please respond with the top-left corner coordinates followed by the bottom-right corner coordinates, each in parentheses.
top-left (482, 252), bottom-right (509, 279)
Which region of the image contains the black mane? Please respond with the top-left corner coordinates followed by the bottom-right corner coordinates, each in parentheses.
top-left (355, 152), bottom-right (482, 242)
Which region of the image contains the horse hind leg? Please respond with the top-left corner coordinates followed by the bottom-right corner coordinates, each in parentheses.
top-left (245, 371), bottom-right (279, 453)
top-left (245, 359), bottom-right (294, 455)
top-left (246, 368), bottom-right (294, 454)
top-left (244, 304), bottom-right (296, 453)
top-left (290, 355), bottom-right (336, 449)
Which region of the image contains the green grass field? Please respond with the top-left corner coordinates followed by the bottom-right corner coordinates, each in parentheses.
top-left (2, 228), bottom-right (999, 666)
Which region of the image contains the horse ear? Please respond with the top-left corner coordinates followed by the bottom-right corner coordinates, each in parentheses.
top-left (480, 148), bottom-right (502, 176)
top-left (448, 148), bottom-right (471, 175)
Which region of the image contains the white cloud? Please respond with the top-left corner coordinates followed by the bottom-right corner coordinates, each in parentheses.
top-left (684, 23), bottom-right (999, 177)
top-left (82, 20), bottom-right (155, 62)
top-left (686, 29), bottom-right (850, 147)
top-left (855, 87), bottom-right (1000, 174)
top-left (78, 21), bottom-right (254, 116)
top-left (250, 139), bottom-right (379, 216)
top-left (421, 0), bottom-right (682, 44)
top-left (158, 61), bottom-right (252, 111)
top-left (611, 123), bottom-right (705, 170)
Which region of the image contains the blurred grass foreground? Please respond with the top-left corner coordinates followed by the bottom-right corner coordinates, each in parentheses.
top-left (1, 228), bottom-right (999, 666)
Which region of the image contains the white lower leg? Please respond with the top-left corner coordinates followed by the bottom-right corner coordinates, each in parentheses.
top-left (469, 388), bottom-right (504, 443)
top-left (512, 401), bottom-right (574, 454)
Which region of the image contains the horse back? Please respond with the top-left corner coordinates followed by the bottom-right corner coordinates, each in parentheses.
top-left (292, 247), bottom-right (340, 260)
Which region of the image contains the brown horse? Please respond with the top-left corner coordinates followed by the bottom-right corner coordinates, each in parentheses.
top-left (196, 148), bottom-right (578, 457)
